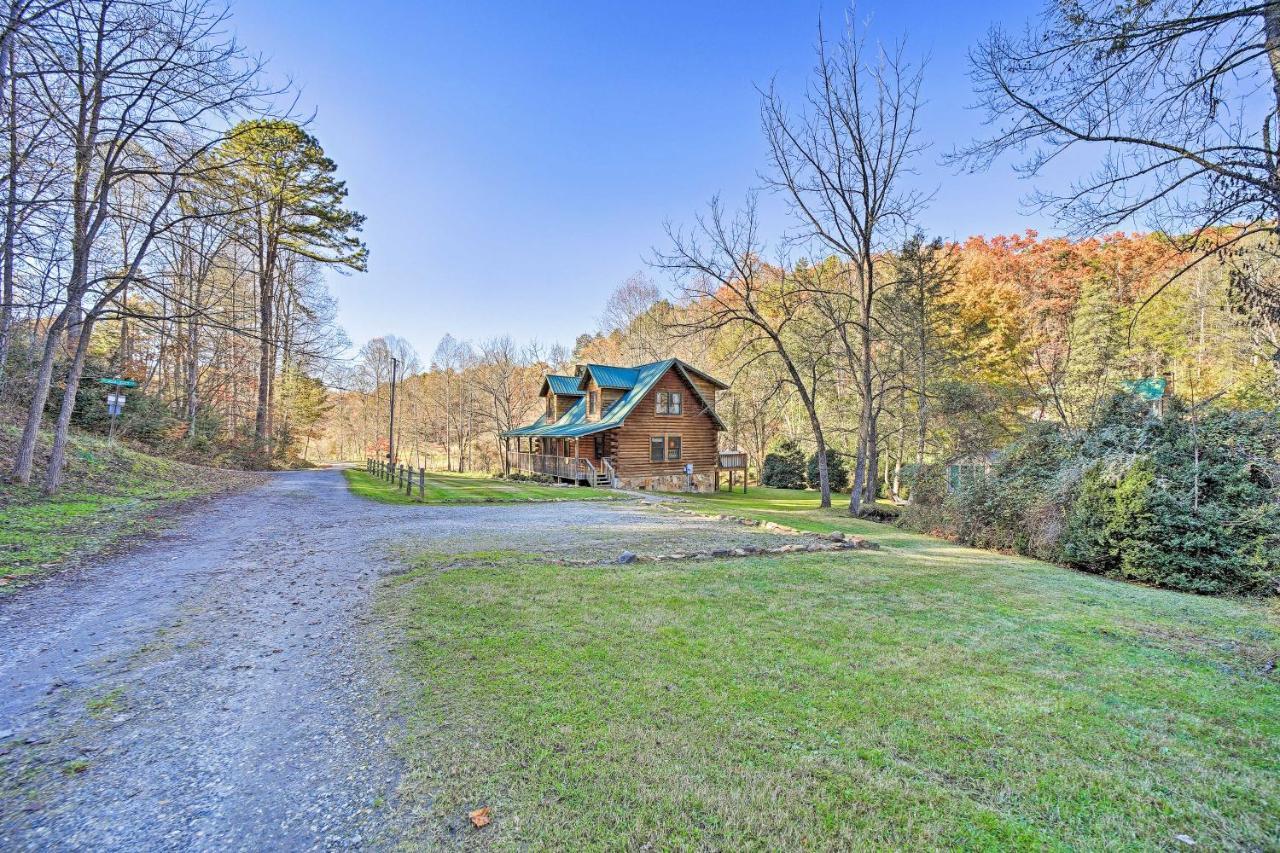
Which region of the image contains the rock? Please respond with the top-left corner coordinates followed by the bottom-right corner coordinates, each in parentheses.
top-left (731, 548), bottom-right (748, 557)
top-left (709, 549), bottom-right (731, 558)
top-left (616, 551), bottom-right (637, 564)
top-left (828, 530), bottom-right (845, 541)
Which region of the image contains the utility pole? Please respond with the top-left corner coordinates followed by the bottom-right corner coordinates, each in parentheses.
top-left (387, 357), bottom-right (398, 465)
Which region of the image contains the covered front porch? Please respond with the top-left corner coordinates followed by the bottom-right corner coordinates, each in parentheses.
top-left (504, 435), bottom-right (614, 486)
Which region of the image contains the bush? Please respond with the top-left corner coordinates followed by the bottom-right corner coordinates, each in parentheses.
top-left (806, 449), bottom-right (849, 492)
top-left (761, 439), bottom-right (806, 490)
top-left (904, 394), bottom-right (1280, 596)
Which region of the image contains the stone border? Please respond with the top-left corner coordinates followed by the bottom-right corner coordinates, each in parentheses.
top-left (556, 500), bottom-right (878, 566)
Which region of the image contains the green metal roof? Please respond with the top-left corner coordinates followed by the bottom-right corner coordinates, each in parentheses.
top-left (542, 374), bottom-right (585, 397)
top-left (503, 359), bottom-right (726, 438)
top-left (578, 364), bottom-right (639, 390)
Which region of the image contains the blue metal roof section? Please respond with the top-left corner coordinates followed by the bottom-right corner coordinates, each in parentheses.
top-left (542, 374), bottom-right (585, 397)
top-left (503, 359), bottom-right (726, 438)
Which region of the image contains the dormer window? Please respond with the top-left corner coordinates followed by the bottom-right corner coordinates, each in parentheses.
top-left (656, 391), bottom-right (682, 415)
top-left (589, 390), bottom-right (599, 416)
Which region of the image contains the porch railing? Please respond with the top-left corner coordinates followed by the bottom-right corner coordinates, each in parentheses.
top-left (507, 450), bottom-right (597, 481)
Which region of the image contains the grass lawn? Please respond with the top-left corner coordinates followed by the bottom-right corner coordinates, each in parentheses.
top-left (383, 488), bottom-right (1280, 848)
top-left (0, 427), bottom-right (260, 588)
top-left (667, 483), bottom-right (908, 539)
top-left (343, 467), bottom-right (618, 505)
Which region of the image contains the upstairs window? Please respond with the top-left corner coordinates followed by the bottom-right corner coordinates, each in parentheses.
top-left (589, 390), bottom-right (599, 416)
top-left (656, 391), bottom-right (682, 415)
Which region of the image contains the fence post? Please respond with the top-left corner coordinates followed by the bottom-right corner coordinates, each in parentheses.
top-left (405, 465), bottom-right (412, 496)
top-left (419, 467), bottom-right (425, 499)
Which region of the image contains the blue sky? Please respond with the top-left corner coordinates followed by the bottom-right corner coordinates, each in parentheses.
top-left (230, 0), bottom-right (1055, 361)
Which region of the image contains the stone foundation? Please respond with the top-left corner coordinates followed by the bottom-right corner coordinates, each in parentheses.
top-left (616, 472), bottom-right (716, 493)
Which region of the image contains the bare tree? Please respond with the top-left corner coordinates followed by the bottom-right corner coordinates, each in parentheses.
top-left (957, 0), bottom-right (1280, 317)
top-left (8, 0), bottom-right (268, 492)
top-left (761, 13), bottom-right (928, 515)
top-left (472, 336), bottom-right (539, 472)
top-left (655, 194), bottom-right (837, 507)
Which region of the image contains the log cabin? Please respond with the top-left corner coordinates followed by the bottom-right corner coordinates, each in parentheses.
top-left (502, 359), bottom-right (746, 491)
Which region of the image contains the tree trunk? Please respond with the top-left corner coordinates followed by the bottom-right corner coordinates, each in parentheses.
top-left (9, 306), bottom-right (69, 482)
top-left (42, 314), bottom-right (97, 495)
top-left (185, 314), bottom-right (199, 438)
top-left (0, 30), bottom-right (16, 382)
top-left (253, 267), bottom-right (272, 451)
top-left (849, 313), bottom-right (874, 515)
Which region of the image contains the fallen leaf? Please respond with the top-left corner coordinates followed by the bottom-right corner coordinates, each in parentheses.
top-left (469, 806), bottom-right (491, 828)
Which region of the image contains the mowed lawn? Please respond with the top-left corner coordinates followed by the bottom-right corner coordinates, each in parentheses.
top-left (382, 485), bottom-right (1279, 849)
top-left (343, 467), bottom-right (617, 505)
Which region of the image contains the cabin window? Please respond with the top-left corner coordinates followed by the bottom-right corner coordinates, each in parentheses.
top-left (656, 391), bottom-right (682, 415)
top-left (651, 434), bottom-right (680, 462)
top-left (594, 434), bottom-right (604, 457)
top-left (589, 390), bottom-right (599, 416)
top-left (546, 397), bottom-right (553, 419)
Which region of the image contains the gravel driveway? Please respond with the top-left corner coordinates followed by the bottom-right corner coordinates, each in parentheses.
top-left (0, 468), bottom-right (792, 850)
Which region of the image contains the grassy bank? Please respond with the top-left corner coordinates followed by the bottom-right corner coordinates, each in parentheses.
top-left (0, 426), bottom-right (262, 588)
top-left (343, 468), bottom-right (617, 505)
top-left (383, 520), bottom-right (1279, 847)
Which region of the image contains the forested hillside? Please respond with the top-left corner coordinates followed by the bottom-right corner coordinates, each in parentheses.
top-left (324, 230), bottom-right (1275, 486)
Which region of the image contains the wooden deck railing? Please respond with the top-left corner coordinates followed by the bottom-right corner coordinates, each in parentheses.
top-left (506, 451), bottom-right (596, 481)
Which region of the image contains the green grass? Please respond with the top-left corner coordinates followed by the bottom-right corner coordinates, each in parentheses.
top-left (343, 467), bottom-right (618, 505)
top-left (384, 520), bottom-right (1279, 847)
top-left (665, 483), bottom-right (907, 539)
top-left (85, 687), bottom-right (126, 717)
top-left (0, 426), bottom-right (260, 588)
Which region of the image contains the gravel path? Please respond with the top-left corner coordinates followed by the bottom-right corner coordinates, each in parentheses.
top-left (0, 468), bottom-right (792, 850)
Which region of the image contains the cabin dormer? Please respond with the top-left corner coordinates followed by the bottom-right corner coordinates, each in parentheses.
top-left (540, 374), bottom-right (585, 422)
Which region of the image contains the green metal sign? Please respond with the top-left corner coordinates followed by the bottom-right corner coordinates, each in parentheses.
top-left (1122, 377), bottom-right (1167, 401)
top-left (96, 377), bottom-right (138, 388)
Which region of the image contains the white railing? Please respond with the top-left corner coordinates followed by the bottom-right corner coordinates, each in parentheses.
top-left (507, 451), bottom-right (596, 481)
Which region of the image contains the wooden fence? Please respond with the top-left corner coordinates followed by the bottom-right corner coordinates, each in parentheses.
top-left (366, 458), bottom-right (429, 500)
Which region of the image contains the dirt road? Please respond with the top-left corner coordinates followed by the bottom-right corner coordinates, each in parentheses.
top-left (0, 468), bottom-right (785, 850)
